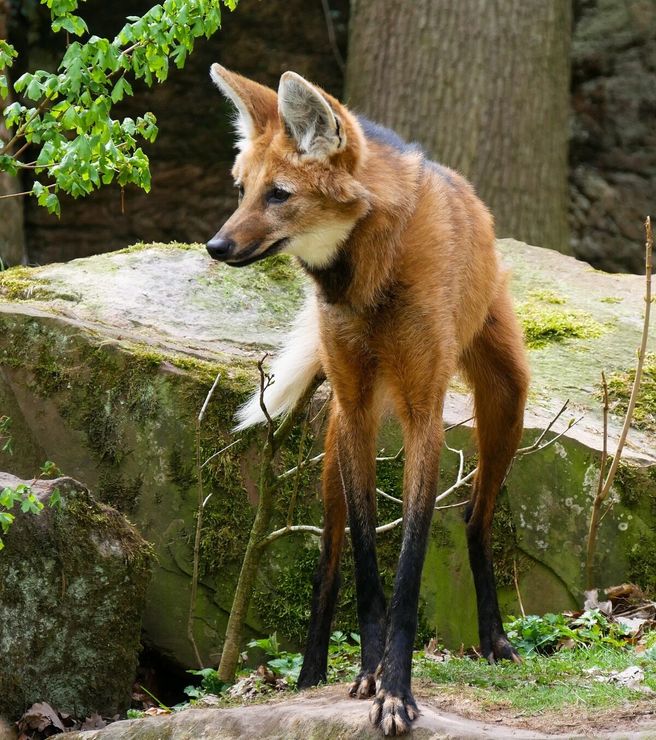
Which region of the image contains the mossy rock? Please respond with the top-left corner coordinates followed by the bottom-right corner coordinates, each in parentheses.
top-left (0, 474), bottom-right (154, 720)
top-left (0, 240), bottom-right (655, 660)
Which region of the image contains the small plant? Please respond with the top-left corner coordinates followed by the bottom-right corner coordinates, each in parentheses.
top-left (505, 610), bottom-right (635, 656)
top-left (327, 631), bottom-right (361, 682)
top-left (184, 668), bottom-right (229, 699)
top-left (247, 633), bottom-right (304, 683)
top-left (0, 415), bottom-right (62, 549)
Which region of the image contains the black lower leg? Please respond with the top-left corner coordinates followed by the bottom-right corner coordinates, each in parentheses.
top-left (370, 501), bottom-right (434, 733)
top-left (297, 535), bottom-right (342, 688)
top-left (465, 510), bottom-right (518, 662)
top-left (348, 512), bottom-right (387, 685)
top-left (380, 504), bottom-right (433, 692)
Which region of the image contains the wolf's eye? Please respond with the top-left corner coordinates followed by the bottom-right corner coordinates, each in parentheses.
top-left (267, 186), bottom-right (291, 205)
top-left (236, 184), bottom-right (244, 203)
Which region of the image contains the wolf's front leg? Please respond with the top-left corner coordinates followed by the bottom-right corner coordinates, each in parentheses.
top-left (370, 414), bottom-right (443, 736)
top-left (337, 411), bottom-right (388, 699)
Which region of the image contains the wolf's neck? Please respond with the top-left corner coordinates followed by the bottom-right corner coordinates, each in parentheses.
top-left (302, 248), bottom-right (353, 305)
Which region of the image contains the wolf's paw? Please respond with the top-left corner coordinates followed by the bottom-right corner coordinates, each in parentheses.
top-left (348, 671), bottom-right (376, 699)
top-left (369, 688), bottom-right (419, 736)
top-left (484, 634), bottom-right (522, 665)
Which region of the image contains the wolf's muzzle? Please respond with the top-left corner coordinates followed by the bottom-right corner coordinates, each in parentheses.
top-left (206, 236), bottom-right (235, 261)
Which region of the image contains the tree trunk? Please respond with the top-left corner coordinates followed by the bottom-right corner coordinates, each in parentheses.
top-left (0, 0), bottom-right (26, 266)
top-left (346, 0), bottom-right (572, 253)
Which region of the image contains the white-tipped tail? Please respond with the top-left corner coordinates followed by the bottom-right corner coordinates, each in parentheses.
top-left (233, 295), bottom-right (322, 432)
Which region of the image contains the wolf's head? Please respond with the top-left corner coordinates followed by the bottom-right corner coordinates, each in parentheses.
top-left (206, 66), bottom-right (370, 269)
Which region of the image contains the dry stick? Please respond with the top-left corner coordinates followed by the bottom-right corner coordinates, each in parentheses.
top-left (320, 0), bottom-right (345, 74)
top-left (585, 216), bottom-right (653, 588)
top-left (513, 557), bottom-right (526, 618)
top-left (187, 370), bottom-right (222, 668)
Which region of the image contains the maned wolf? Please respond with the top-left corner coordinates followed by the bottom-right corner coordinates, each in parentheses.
top-left (207, 65), bottom-right (530, 736)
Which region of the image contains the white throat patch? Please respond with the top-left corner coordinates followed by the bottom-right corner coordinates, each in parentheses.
top-left (284, 220), bottom-right (355, 268)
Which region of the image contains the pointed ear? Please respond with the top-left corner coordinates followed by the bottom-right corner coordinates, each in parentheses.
top-left (278, 71), bottom-right (345, 158)
top-left (210, 64), bottom-right (278, 148)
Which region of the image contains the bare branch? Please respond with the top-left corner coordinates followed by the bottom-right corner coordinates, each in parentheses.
top-left (375, 447), bottom-right (405, 463)
top-left (277, 452), bottom-right (325, 481)
top-left (516, 400), bottom-right (570, 454)
top-left (444, 415), bottom-right (475, 432)
top-left (435, 468), bottom-right (476, 504)
top-left (201, 438), bottom-right (241, 470)
top-left (374, 517), bottom-right (403, 534)
top-left (262, 524), bottom-right (325, 547)
top-left (188, 371), bottom-right (222, 669)
top-left (198, 371), bottom-right (222, 423)
top-left (600, 216), bottom-right (652, 496)
top-left (377, 487), bottom-right (402, 505)
top-left (435, 498), bottom-right (470, 511)
top-left (517, 415), bottom-right (584, 458)
top-left (513, 557), bottom-right (526, 619)
top-left (586, 216), bottom-right (653, 587)
top-left (320, 0), bottom-right (345, 73)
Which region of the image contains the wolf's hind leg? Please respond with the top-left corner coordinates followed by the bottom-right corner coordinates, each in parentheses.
top-left (460, 292), bottom-right (530, 663)
top-left (297, 412), bottom-right (347, 689)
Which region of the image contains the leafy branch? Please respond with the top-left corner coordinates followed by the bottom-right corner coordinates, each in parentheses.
top-left (0, 0), bottom-right (237, 214)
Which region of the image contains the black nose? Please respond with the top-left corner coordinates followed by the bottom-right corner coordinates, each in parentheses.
top-left (206, 236), bottom-right (235, 261)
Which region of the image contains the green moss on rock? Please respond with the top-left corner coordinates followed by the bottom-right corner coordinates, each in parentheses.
top-left (626, 532), bottom-right (656, 596)
top-left (0, 475), bottom-right (154, 720)
top-left (518, 301), bottom-right (605, 349)
top-left (606, 353), bottom-right (656, 433)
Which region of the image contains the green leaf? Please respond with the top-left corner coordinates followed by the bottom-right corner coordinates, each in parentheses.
top-left (49, 488), bottom-right (62, 508)
top-left (44, 193), bottom-right (61, 216)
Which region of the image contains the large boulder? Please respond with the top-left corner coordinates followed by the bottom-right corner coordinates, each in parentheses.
top-left (0, 240), bottom-right (654, 665)
top-left (0, 474), bottom-right (153, 720)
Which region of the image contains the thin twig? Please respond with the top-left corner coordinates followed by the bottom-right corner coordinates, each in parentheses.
top-left (444, 416), bottom-right (475, 432)
top-left (320, 0), bottom-right (345, 74)
top-left (375, 447), bottom-right (404, 463)
top-left (586, 216), bottom-right (653, 587)
top-left (601, 217), bottom-right (652, 494)
top-left (516, 401), bottom-right (570, 454)
top-left (286, 404), bottom-right (311, 528)
top-left (516, 415), bottom-right (584, 458)
top-left (435, 498), bottom-right (470, 511)
top-left (278, 451), bottom-right (324, 481)
top-left (513, 557), bottom-right (526, 618)
top-left (201, 437), bottom-right (241, 469)
top-left (435, 468), bottom-right (476, 504)
top-left (188, 371), bottom-right (221, 668)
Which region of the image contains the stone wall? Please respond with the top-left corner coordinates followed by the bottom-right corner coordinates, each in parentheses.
top-left (570, 0), bottom-right (656, 272)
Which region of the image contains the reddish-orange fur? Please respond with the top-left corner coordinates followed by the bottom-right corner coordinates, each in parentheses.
top-left (208, 67), bottom-right (530, 736)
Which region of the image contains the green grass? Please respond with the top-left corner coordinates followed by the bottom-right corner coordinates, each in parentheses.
top-left (414, 645), bottom-right (656, 715)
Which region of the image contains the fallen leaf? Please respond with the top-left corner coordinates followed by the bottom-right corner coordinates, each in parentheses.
top-left (80, 714), bottom-right (106, 731)
top-left (143, 707), bottom-right (171, 716)
top-left (17, 702), bottom-right (65, 735)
